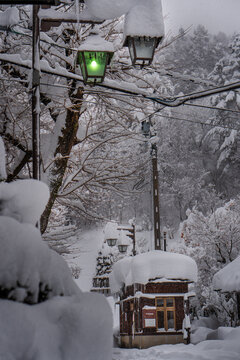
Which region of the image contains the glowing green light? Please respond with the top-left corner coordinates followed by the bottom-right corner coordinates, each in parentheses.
top-left (90, 60), bottom-right (98, 68)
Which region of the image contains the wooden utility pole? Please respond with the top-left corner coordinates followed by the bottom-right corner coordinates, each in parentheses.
top-left (152, 144), bottom-right (161, 250)
top-left (32, 5), bottom-right (41, 180)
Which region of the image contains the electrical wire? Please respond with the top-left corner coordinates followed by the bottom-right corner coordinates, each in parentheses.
top-left (154, 112), bottom-right (240, 131)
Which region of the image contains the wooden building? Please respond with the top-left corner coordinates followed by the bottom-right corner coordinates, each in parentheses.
top-left (110, 251), bottom-right (198, 349)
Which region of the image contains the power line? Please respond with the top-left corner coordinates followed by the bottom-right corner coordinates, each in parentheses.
top-left (154, 112), bottom-right (240, 132)
top-left (184, 102), bottom-right (240, 115)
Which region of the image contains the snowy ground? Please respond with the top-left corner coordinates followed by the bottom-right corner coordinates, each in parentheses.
top-left (64, 227), bottom-right (240, 360)
top-left (112, 338), bottom-right (240, 360)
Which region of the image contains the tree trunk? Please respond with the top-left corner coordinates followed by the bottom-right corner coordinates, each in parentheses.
top-left (40, 88), bottom-right (83, 234)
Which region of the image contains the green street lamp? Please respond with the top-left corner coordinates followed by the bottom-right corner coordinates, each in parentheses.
top-left (76, 34), bottom-right (114, 85)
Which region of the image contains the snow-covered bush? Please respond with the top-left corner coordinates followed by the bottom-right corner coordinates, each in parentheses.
top-left (0, 171), bottom-right (112, 359)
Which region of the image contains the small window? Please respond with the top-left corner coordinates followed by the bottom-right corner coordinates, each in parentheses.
top-left (167, 311), bottom-right (174, 329)
top-left (156, 298), bottom-right (164, 307)
top-left (166, 298), bottom-right (174, 307)
top-left (156, 297), bottom-right (176, 331)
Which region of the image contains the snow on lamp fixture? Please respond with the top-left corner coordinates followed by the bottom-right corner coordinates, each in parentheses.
top-left (76, 33), bottom-right (114, 85)
top-left (123, 1), bottom-right (165, 67)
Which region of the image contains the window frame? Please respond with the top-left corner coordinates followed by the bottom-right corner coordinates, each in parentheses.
top-left (155, 297), bottom-right (176, 331)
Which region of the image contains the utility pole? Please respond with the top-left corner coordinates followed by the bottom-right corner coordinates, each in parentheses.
top-left (32, 4), bottom-right (41, 180)
top-left (152, 144), bottom-right (161, 250)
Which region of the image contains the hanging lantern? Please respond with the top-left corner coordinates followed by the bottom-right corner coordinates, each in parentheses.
top-left (76, 33), bottom-right (114, 84)
top-left (124, 36), bottom-right (161, 66)
top-left (104, 222), bottom-right (119, 247)
top-left (118, 244), bottom-right (129, 253)
top-left (123, 2), bottom-right (164, 67)
top-left (106, 238), bottom-right (117, 247)
top-left (117, 230), bottom-right (130, 254)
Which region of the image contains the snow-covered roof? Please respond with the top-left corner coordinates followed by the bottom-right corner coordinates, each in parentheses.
top-left (78, 34), bottom-right (114, 53)
top-left (110, 250), bottom-right (198, 293)
top-left (213, 256), bottom-right (240, 293)
top-left (123, 0), bottom-right (164, 41)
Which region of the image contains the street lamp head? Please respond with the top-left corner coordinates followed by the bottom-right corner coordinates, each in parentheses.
top-left (124, 36), bottom-right (161, 67)
top-left (76, 34), bottom-right (114, 85)
top-left (118, 244), bottom-right (129, 253)
top-left (106, 238), bottom-right (117, 247)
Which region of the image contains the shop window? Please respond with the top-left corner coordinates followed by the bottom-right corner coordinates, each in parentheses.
top-left (155, 297), bottom-right (176, 331)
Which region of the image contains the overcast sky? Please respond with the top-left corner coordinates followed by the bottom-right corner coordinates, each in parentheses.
top-left (162, 0), bottom-right (240, 36)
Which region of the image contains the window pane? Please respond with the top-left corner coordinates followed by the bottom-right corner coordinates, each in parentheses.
top-left (167, 311), bottom-right (175, 330)
top-left (156, 298), bottom-right (164, 307)
top-left (166, 298), bottom-right (174, 307)
top-left (157, 311), bottom-right (164, 329)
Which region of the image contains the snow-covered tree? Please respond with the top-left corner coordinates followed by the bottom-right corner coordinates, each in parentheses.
top-left (201, 33), bottom-right (240, 198)
top-left (181, 199), bottom-right (240, 323)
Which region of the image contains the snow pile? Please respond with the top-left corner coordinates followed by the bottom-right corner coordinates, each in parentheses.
top-left (104, 221), bottom-right (119, 240)
top-left (110, 250), bottom-right (198, 293)
top-left (78, 34), bottom-right (114, 52)
top-left (0, 7), bottom-right (19, 28)
top-left (0, 215), bottom-right (79, 303)
top-left (124, 0), bottom-right (164, 39)
top-left (0, 179), bottom-right (113, 360)
top-left (213, 256), bottom-right (240, 292)
top-left (85, 0), bottom-right (137, 19)
top-left (0, 293), bottom-right (112, 360)
top-left (0, 179), bottom-right (49, 225)
top-left (117, 229), bottom-right (131, 246)
top-left (85, 0), bottom-right (164, 42)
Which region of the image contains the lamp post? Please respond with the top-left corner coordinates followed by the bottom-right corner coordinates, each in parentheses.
top-left (76, 33), bottom-right (114, 84)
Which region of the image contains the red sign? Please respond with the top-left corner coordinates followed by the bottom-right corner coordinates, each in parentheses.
top-left (142, 308), bottom-right (156, 328)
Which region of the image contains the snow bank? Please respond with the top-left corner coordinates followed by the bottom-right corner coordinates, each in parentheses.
top-left (0, 293), bottom-right (113, 360)
top-left (0, 179), bottom-right (49, 225)
top-left (213, 256), bottom-right (240, 292)
top-left (113, 327), bottom-right (240, 360)
top-left (0, 178), bottom-right (113, 360)
top-left (110, 250), bottom-right (198, 293)
top-left (0, 216), bottom-right (80, 303)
